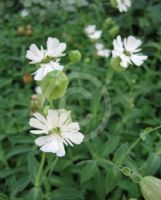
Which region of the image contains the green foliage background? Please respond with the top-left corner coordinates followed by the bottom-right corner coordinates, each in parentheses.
top-left (0, 0), bottom-right (161, 199)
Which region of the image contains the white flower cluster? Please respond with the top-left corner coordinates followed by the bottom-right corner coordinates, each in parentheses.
top-left (116, 0), bottom-right (131, 12)
top-left (85, 24), bottom-right (147, 67)
top-left (112, 35), bottom-right (147, 68)
top-left (85, 25), bottom-right (111, 58)
top-left (26, 37), bottom-right (84, 157)
top-left (26, 37), bottom-right (66, 81)
top-left (84, 25), bottom-right (102, 40)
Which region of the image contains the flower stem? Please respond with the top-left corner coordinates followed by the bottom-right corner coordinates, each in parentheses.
top-left (48, 157), bottom-right (58, 176)
top-left (35, 152), bottom-right (46, 188)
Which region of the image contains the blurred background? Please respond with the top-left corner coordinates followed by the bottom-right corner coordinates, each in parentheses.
top-left (1, 0), bottom-right (161, 200)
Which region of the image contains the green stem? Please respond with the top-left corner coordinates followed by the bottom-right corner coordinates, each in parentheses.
top-left (35, 152), bottom-right (46, 188)
top-left (48, 157), bottom-right (58, 176)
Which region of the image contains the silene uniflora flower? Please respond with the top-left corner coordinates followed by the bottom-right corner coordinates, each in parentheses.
top-left (20, 9), bottom-right (29, 17)
top-left (26, 37), bottom-right (66, 64)
top-left (95, 43), bottom-right (111, 58)
top-left (29, 109), bottom-right (84, 157)
top-left (84, 25), bottom-right (102, 40)
top-left (35, 86), bottom-right (42, 95)
top-left (33, 61), bottom-right (64, 81)
top-left (112, 35), bottom-right (147, 68)
top-left (116, 0), bottom-right (131, 12)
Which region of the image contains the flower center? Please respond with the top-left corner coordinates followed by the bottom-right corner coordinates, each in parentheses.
top-left (124, 50), bottom-right (131, 57)
top-left (52, 127), bottom-right (61, 135)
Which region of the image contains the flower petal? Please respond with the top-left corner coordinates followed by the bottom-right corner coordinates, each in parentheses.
top-left (56, 138), bottom-right (66, 157)
top-left (131, 54), bottom-right (147, 66)
top-left (40, 137), bottom-right (59, 153)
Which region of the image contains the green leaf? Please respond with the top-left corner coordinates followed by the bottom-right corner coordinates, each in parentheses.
top-left (113, 143), bottom-right (128, 165)
top-left (27, 188), bottom-right (43, 200)
top-left (102, 135), bottom-right (120, 157)
top-left (94, 170), bottom-right (106, 200)
top-left (53, 187), bottom-right (83, 199)
top-left (106, 167), bottom-right (121, 193)
top-left (141, 153), bottom-right (161, 176)
top-left (140, 127), bottom-right (153, 141)
top-left (80, 162), bottom-right (97, 183)
top-left (27, 153), bottom-right (39, 182)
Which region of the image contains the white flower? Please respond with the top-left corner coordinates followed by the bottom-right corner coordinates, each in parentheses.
top-left (35, 86), bottom-right (42, 95)
top-left (95, 43), bottom-right (111, 58)
top-left (20, 9), bottom-right (29, 17)
top-left (46, 37), bottom-right (66, 58)
top-left (116, 0), bottom-right (131, 12)
top-left (84, 25), bottom-right (102, 40)
top-left (33, 61), bottom-right (64, 81)
top-left (26, 44), bottom-right (45, 64)
top-left (29, 109), bottom-right (84, 157)
top-left (26, 37), bottom-right (66, 64)
top-left (112, 35), bottom-right (147, 68)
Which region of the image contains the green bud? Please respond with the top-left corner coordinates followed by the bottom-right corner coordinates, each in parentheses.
top-left (41, 71), bottom-right (69, 100)
top-left (105, 17), bottom-right (113, 26)
top-left (110, 0), bottom-right (117, 8)
top-left (69, 50), bottom-right (81, 63)
top-left (43, 105), bottom-right (51, 115)
top-left (140, 176), bottom-right (161, 200)
top-left (109, 26), bottom-right (119, 38)
top-left (111, 57), bottom-right (124, 72)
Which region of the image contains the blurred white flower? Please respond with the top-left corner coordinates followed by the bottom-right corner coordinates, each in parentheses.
top-left (46, 37), bottom-right (66, 58)
top-left (116, 0), bottom-right (131, 12)
top-left (26, 44), bottom-right (45, 64)
top-left (20, 9), bottom-right (29, 17)
top-left (35, 86), bottom-right (42, 95)
top-left (33, 61), bottom-right (64, 81)
top-left (29, 110), bottom-right (84, 157)
top-left (26, 37), bottom-right (66, 64)
top-left (95, 43), bottom-right (111, 58)
top-left (85, 25), bottom-right (102, 40)
top-left (112, 35), bottom-right (147, 68)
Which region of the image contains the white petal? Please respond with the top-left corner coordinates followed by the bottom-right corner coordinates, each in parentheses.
top-left (113, 35), bottom-right (124, 54)
top-left (62, 122), bottom-right (80, 133)
top-left (34, 66), bottom-right (53, 81)
top-left (58, 111), bottom-right (71, 127)
top-left (56, 137), bottom-right (66, 157)
top-left (30, 129), bottom-right (48, 134)
top-left (35, 135), bottom-right (54, 146)
top-left (26, 44), bottom-right (44, 63)
top-left (53, 43), bottom-right (66, 57)
top-left (33, 112), bottom-right (48, 125)
top-left (124, 36), bottom-right (142, 53)
top-left (63, 132), bottom-right (84, 145)
top-left (29, 118), bottom-right (48, 130)
top-left (47, 110), bottom-right (59, 128)
top-left (40, 137), bottom-right (59, 153)
top-left (47, 37), bottom-right (59, 52)
top-left (131, 54), bottom-right (147, 66)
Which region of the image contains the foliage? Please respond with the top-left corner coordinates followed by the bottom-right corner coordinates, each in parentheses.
top-left (0, 0), bottom-right (161, 199)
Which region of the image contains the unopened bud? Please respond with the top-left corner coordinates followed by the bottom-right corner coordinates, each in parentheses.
top-left (41, 71), bottom-right (69, 100)
top-left (69, 50), bottom-right (81, 63)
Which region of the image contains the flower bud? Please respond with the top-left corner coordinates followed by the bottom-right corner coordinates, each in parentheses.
top-left (69, 50), bottom-right (81, 63)
top-left (105, 17), bottom-right (114, 27)
top-left (109, 26), bottom-right (119, 38)
top-left (23, 73), bottom-right (33, 84)
top-left (41, 71), bottom-right (69, 100)
top-left (111, 57), bottom-right (124, 72)
top-left (140, 176), bottom-right (161, 200)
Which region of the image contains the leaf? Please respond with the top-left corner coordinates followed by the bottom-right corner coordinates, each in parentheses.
top-left (94, 170), bottom-right (106, 200)
top-left (140, 127), bottom-right (153, 141)
top-left (80, 162), bottom-right (97, 183)
top-left (102, 135), bottom-right (120, 157)
top-left (27, 153), bottom-right (39, 182)
top-left (113, 143), bottom-right (128, 165)
top-left (141, 153), bottom-right (161, 176)
top-left (106, 167), bottom-right (121, 193)
top-left (27, 188), bottom-right (43, 200)
top-left (52, 187), bottom-right (83, 199)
